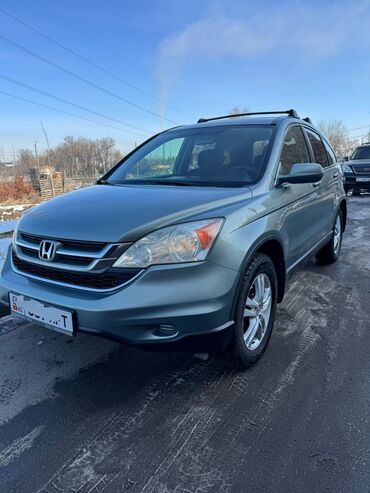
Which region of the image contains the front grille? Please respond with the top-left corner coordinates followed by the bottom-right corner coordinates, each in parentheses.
top-left (20, 232), bottom-right (106, 253)
top-left (15, 230), bottom-right (126, 271)
top-left (352, 166), bottom-right (370, 174)
top-left (12, 252), bottom-right (139, 290)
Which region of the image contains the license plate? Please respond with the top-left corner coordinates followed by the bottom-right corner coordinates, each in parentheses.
top-left (356, 177), bottom-right (370, 182)
top-left (9, 293), bottom-right (75, 336)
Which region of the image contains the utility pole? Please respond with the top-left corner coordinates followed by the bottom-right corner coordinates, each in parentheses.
top-left (34, 141), bottom-right (40, 168)
top-left (40, 121), bottom-right (52, 167)
top-left (40, 121), bottom-right (55, 197)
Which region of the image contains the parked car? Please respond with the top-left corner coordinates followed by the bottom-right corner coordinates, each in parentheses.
top-left (0, 110), bottom-right (347, 369)
top-left (343, 143), bottom-right (370, 195)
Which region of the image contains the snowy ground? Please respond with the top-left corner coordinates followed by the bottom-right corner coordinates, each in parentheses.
top-left (0, 220), bottom-right (17, 266)
top-left (0, 204), bottom-right (32, 221)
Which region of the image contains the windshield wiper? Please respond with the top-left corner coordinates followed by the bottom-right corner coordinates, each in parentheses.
top-left (117, 179), bottom-right (204, 187)
top-left (145, 180), bottom-right (202, 186)
top-left (96, 178), bottom-right (114, 186)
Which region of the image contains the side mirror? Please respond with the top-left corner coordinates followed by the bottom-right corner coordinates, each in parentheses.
top-left (277, 163), bottom-right (324, 186)
top-left (344, 156), bottom-right (349, 161)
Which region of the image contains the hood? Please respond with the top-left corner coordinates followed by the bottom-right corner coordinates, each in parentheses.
top-left (19, 184), bottom-right (252, 242)
top-left (347, 159), bottom-right (370, 168)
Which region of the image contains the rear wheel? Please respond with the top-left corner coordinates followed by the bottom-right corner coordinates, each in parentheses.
top-left (316, 210), bottom-right (343, 265)
top-left (225, 253), bottom-right (277, 370)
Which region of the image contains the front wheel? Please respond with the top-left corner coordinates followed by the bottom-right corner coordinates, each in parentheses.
top-left (225, 253), bottom-right (277, 370)
top-left (316, 210), bottom-right (343, 265)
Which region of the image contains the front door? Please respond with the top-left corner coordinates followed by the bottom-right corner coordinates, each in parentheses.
top-left (273, 125), bottom-right (322, 269)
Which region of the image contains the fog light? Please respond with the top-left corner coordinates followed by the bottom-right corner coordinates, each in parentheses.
top-left (153, 325), bottom-right (178, 338)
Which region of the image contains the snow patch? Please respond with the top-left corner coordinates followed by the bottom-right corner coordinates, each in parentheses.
top-left (0, 426), bottom-right (44, 467)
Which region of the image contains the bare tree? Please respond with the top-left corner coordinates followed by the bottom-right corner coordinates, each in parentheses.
top-left (48, 137), bottom-right (122, 177)
top-left (317, 120), bottom-right (359, 159)
top-left (16, 149), bottom-right (37, 175)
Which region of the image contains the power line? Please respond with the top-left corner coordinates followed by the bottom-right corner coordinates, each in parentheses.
top-left (0, 7), bottom-right (194, 119)
top-left (31, 0), bottom-right (210, 112)
top-left (0, 90), bottom-right (149, 137)
top-left (0, 73), bottom-right (151, 135)
top-left (348, 124), bottom-right (370, 132)
top-left (31, 0), bottom-right (152, 80)
top-left (0, 33), bottom-right (179, 125)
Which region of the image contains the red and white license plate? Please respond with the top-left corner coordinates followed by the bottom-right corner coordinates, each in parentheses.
top-left (9, 293), bottom-right (75, 336)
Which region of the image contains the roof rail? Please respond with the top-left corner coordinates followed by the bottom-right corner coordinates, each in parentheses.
top-left (197, 109), bottom-right (299, 124)
top-left (303, 117), bottom-right (312, 124)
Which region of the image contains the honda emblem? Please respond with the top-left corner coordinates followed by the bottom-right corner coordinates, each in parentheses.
top-left (38, 240), bottom-right (59, 261)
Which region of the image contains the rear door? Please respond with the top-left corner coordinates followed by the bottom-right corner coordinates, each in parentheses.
top-left (303, 128), bottom-right (336, 241)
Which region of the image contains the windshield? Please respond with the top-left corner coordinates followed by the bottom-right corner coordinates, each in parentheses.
top-left (105, 125), bottom-right (274, 187)
top-left (351, 146), bottom-right (370, 160)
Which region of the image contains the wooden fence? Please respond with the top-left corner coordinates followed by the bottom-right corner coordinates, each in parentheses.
top-left (39, 172), bottom-right (95, 200)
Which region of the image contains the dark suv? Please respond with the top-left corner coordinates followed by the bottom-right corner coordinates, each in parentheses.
top-left (0, 110), bottom-right (347, 369)
top-left (343, 143), bottom-right (370, 195)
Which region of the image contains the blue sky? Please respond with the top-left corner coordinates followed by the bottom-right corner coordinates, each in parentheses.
top-left (1, 0), bottom-right (370, 158)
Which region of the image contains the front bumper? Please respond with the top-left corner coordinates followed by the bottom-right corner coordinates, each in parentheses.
top-left (0, 247), bottom-right (238, 352)
top-left (344, 175), bottom-right (370, 190)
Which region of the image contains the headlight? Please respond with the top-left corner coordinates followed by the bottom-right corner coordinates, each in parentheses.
top-left (342, 164), bottom-right (352, 173)
top-left (113, 218), bottom-right (224, 268)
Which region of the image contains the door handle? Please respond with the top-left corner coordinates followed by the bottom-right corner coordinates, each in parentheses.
top-left (332, 172), bottom-right (339, 178)
top-left (312, 182), bottom-right (320, 188)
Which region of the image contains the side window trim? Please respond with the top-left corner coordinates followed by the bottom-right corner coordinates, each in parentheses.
top-left (302, 126), bottom-right (317, 164)
top-left (301, 125), bottom-right (315, 163)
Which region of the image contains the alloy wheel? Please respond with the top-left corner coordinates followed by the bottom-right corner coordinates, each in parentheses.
top-left (333, 215), bottom-right (342, 255)
top-left (243, 273), bottom-right (272, 351)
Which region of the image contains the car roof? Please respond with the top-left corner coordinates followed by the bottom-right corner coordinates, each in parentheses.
top-left (166, 115), bottom-right (314, 133)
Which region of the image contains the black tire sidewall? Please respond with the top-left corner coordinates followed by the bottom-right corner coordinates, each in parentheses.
top-left (231, 254), bottom-right (277, 366)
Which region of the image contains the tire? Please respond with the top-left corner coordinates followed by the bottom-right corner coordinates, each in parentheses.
top-left (352, 190), bottom-right (361, 196)
top-left (225, 253), bottom-right (277, 370)
top-left (316, 210), bottom-right (343, 265)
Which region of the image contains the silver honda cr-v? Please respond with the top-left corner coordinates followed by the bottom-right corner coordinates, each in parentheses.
top-left (0, 110), bottom-right (347, 369)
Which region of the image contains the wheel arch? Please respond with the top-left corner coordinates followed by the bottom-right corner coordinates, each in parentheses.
top-left (256, 238), bottom-right (286, 303)
top-left (339, 199), bottom-right (347, 231)
top-left (232, 233), bottom-right (287, 318)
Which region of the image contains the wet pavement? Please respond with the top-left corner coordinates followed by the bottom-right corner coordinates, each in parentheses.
top-left (0, 196), bottom-right (369, 493)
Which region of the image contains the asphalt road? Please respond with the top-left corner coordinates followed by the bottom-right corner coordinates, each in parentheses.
top-left (0, 196), bottom-right (369, 493)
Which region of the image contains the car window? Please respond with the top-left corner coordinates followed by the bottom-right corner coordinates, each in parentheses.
top-left (279, 126), bottom-right (310, 175)
top-left (322, 140), bottom-right (336, 165)
top-left (351, 146), bottom-right (370, 160)
top-left (188, 138), bottom-right (216, 171)
top-left (305, 129), bottom-right (329, 168)
top-left (125, 138), bottom-right (185, 179)
top-left (108, 125), bottom-right (274, 187)
top-left (187, 133), bottom-right (270, 174)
